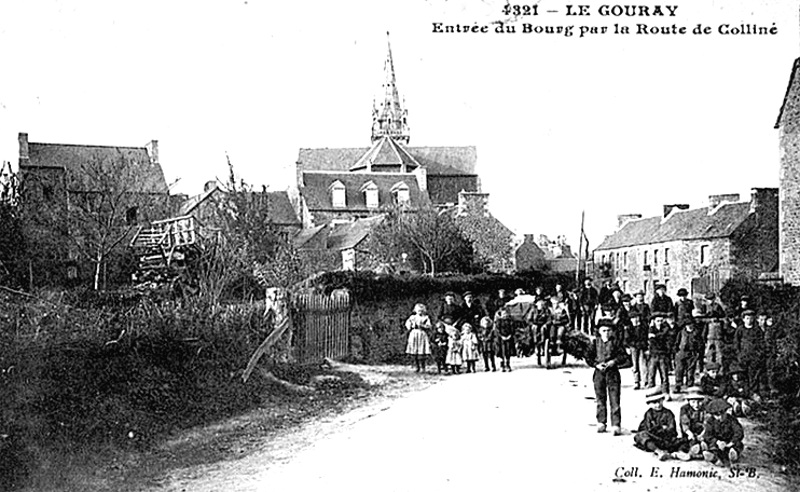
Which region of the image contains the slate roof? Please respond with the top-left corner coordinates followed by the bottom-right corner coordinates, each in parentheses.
top-left (298, 144), bottom-right (477, 176)
top-left (776, 57), bottom-right (800, 129)
top-left (292, 216), bottom-right (384, 251)
top-left (596, 202), bottom-right (752, 250)
top-left (179, 186), bottom-right (300, 226)
top-left (350, 136), bottom-right (420, 171)
top-left (25, 142), bottom-right (167, 194)
top-left (301, 172), bottom-right (427, 211)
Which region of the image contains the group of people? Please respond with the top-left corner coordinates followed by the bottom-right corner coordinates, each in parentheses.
top-left (404, 280), bottom-right (778, 467)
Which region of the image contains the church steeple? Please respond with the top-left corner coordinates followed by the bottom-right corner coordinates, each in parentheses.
top-left (371, 32), bottom-right (410, 144)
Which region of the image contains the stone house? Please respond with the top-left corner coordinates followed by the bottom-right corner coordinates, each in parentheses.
top-left (292, 215), bottom-right (385, 273)
top-left (776, 56), bottom-right (800, 286)
top-left (17, 132), bottom-right (171, 284)
top-left (592, 189), bottom-right (778, 299)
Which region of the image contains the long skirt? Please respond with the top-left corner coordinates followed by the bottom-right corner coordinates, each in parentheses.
top-left (406, 329), bottom-right (431, 355)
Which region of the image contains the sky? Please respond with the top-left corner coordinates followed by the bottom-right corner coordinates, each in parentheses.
top-left (0, 0), bottom-right (797, 250)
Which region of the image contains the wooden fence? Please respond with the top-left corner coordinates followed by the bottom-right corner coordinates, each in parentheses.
top-left (292, 291), bottom-right (351, 364)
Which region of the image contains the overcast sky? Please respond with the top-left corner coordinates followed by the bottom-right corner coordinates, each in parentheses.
top-left (0, 0), bottom-right (797, 249)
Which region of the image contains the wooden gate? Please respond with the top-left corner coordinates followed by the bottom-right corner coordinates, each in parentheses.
top-left (293, 291), bottom-right (351, 364)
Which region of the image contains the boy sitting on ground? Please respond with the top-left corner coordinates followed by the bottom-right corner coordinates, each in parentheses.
top-left (634, 390), bottom-right (683, 461)
top-left (673, 387), bottom-right (706, 461)
top-left (699, 362), bottom-right (729, 398)
top-left (701, 398), bottom-right (744, 466)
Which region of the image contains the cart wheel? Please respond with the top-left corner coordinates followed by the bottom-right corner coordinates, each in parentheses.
top-left (544, 339), bottom-right (551, 367)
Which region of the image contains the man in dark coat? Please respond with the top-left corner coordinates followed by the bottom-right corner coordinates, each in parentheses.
top-left (628, 291), bottom-right (651, 390)
top-left (590, 320), bottom-right (628, 435)
top-left (598, 280), bottom-right (613, 307)
top-left (650, 284), bottom-right (674, 315)
top-left (634, 390), bottom-right (682, 460)
top-left (461, 291), bottom-right (486, 330)
top-left (579, 278), bottom-right (599, 334)
top-left (615, 293), bottom-right (633, 346)
top-left (438, 292), bottom-right (463, 325)
top-left (704, 295), bottom-right (727, 370)
top-left (495, 308), bottom-right (516, 372)
top-left (674, 319), bottom-right (700, 393)
top-left (488, 288), bottom-right (512, 318)
top-left (734, 310), bottom-right (768, 398)
top-left (701, 398), bottom-right (744, 465)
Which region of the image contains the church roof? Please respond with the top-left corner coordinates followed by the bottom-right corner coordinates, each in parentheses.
top-left (301, 171), bottom-right (427, 211)
top-left (595, 202), bottom-right (752, 250)
top-left (24, 141), bottom-right (167, 194)
top-left (350, 136), bottom-right (420, 171)
top-left (298, 145), bottom-right (477, 176)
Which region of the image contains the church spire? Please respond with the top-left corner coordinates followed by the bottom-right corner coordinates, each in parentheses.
top-left (372, 32), bottom-right (410, 144)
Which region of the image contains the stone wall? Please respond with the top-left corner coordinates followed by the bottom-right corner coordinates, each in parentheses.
top-left (780, 126), bottom-right (800, 285)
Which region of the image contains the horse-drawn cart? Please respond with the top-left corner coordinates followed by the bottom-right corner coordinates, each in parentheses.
top-left (503, 295), bottom-right (570, 368)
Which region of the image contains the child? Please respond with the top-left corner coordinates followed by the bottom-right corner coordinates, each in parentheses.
top-left (698, 362), bottom-right (729, 398)
top-left (431, 322), bottom-right (449, 374)
top-left (727, 366), bottom-right (758, 417)
top-left (461, 324), bottom-right (480, 373)
top-left (646, 312), bottom-right (672, 397)
top-left (405, 303), bottom-right (432, 373)
top-left (446, 321), bottom-right (463, 374)
top-left (479, 316), bottom-right (497, 372)
top-left (634, 390), bottom-right (682, 461)
top-left (674, 321), bottom-right (700, 393)
top-left (495, 308), bottom-right (515, 372)
top-left (701, 398), bottom-right (744, 465)
top-left (673, 387), bottom-right (706, 461)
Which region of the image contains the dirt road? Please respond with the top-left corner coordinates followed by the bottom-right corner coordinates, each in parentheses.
top-left (144, 358), bottom-right (798, 492)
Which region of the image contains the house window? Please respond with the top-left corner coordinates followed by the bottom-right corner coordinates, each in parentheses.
top-left (643, 251), bottom-right (649, 265)
top-left (700, 245), bottom-right (709, 265)
top-left (601, 254), bottom-right (606, 264)
top-left (654, 249), bottom-right (659, 265)
top-left (643, 280), bottom-right (649, 294)
top-left (331, 181), bottom-right (346, 208)
top-left (623, 251), bottom-right (628, 269)
top-left (664, 248), bottom-right (670, 265)
top-left (391, 182), bottom-right (410, 205)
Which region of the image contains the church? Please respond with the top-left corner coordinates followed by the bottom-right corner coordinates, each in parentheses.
top-left (290, 34), bottom-right (482, 227)
top-left (288, 33), bottom-right (517, 273)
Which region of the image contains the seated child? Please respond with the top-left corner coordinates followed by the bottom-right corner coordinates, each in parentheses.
top-left (727, 365), bottom-right (758, 417)
top-left (673, 387), bottom-right (706, 461)
top-left (701, 398), bottom-right (744, 465)
top-left (699, 362), bottom-right (729, 398)
top-left (634, 389), bottom-right (683, 461)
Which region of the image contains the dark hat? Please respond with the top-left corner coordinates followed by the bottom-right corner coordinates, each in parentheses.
top-left (705, 361), bottom-right (720, 371)
top-left (462, 291), bottom-right (474, 298)
top-left (728, 364), bottom-right (744, 374)
top-left (634, 290), bottom-right (645, 297)
top-left (705, 293), bottom-right (717, 300)
top-left (597, 318), bottom-right (615, 329)
top-left (706, 398), bottom-right (732, 415)
top-left (652, 311), bottom-right (669, 318)
top-left (655, 283), bottom-right (667, 290)
top-left (444, 291), bottom-right (457, 298)
top-left (612, 287), bottom-right (623, 294)
top-left (621, 294), bottom-right (632, 302)
top-left (677, 288), bottom-right (689, 297)
top-left (742, 309), bottom-right (756, 317)
top-left (740, 295), bottom-right (751, 301)
top-left (645, 389), bottom-right (666, 403)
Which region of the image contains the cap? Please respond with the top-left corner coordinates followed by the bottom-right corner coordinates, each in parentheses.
top-left (444, 291), bottom-right (457, 298)
top-left (740, 295), bottom-right (750, 301)
top-left (645, 389), bottom-right (666, 403)
top-left (705, 293), bottom-right (717, 300)
top-left (705, 361), bottom-right (720, 371)
top-left (685, 387), bottom-right (705, 400)
top-left (655, 283), bottom-right (667, 290)
top-left (463, 291), bottom-right (474, 298)
top-left (597, 318), bottom-right (615, 329)
top-left (742, 309), bottom-right (756, 316)
top-left (652, 311), bottom-right (669, 318)
top-left (706, 398), bottom-right (732, 415)
top-left (621, 294), bottom-right (632, 302)
top-left (677, 288), bottom-right (689, 297)
top-left (634, 290), bottom-right (645, 297)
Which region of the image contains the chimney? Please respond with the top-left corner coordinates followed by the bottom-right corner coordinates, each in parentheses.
top-left (145, 139), bottom-right (159, 165)
top-left (617, 213), bottom-right (642, 228)
top-left (663, 203), bottom-right (690, 218)
top-left (750, 187), bottom-right (778, 214)
top-left (413, 166), bottom-right (427, 192)
top-left (708, 193), bottom-right (740, 210)
top-left (18, 133), bottom-right (29, 164)
top-left (457, 191), bottom-right (489, 217)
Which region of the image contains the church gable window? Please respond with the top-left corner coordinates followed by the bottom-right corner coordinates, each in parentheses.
top-left (360, 181), bottom-right (379, 209)
top-left (330, 180), bottom-right (346, 208)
